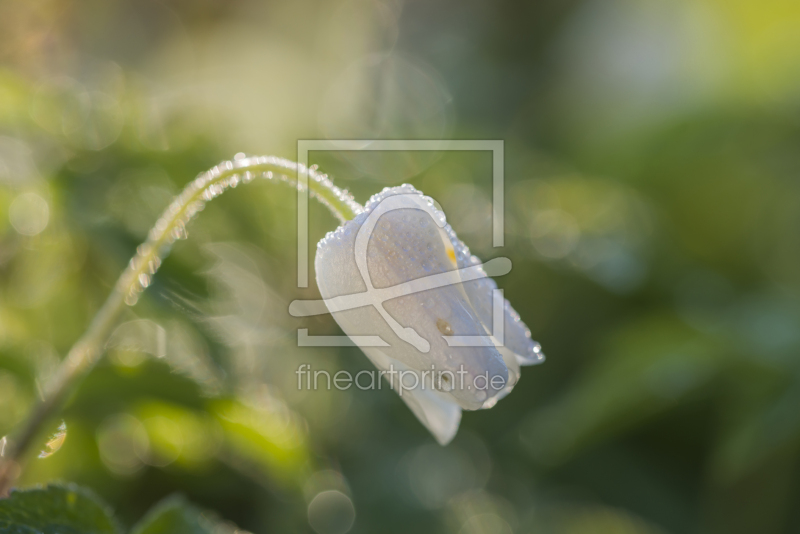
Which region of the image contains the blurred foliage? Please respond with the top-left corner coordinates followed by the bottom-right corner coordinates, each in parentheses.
top-left (0, 485), bottom-right (119, 534)
top-left (0, 485), bottom-right (243, 534)
top-left (2, 0), bottom-right (800, 533)
top-left (131, 494), bottom-right (241, 534)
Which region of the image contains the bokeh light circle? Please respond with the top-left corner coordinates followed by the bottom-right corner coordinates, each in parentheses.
top-left (9, 192), bottom-right (49, 236)
top-left (307, 490), bottom-right (356, 534)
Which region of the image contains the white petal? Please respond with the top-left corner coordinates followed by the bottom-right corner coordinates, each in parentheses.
top-left (315, 187), bottom-right (509, 412)
top-left (363, 348), bottom-right (461, 445)
top-left (445, 230), bottom-right (545, 366)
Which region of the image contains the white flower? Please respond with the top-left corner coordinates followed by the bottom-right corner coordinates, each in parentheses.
top-left (314, 185), bottom-right (543, 444)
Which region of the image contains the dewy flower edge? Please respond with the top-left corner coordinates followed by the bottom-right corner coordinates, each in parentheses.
top-left (315, 184), bottom-right (543, 445)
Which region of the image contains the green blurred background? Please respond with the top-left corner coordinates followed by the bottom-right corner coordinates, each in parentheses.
top-left (2, 0), bottom-right (800, 532)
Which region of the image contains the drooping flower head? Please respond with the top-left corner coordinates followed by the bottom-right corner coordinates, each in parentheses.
top-left (315, 185), bottom-right (543, 444)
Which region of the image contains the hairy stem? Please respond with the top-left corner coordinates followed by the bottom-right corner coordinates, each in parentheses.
top-left (0, 155), bottom-right (362, 495)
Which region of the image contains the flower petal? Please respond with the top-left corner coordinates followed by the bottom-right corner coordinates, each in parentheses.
top-left (315, 186), bottom-right (509, 412)
top-left (444, 228), bottom-right (545, 366)
top-left (314, 184), bottom-right (544, 442)
top-left (362, 348), bottom-right (461, 445)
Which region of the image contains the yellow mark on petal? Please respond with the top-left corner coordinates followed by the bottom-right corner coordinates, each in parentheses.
top-left (446, 246), bottom-right (457, 267)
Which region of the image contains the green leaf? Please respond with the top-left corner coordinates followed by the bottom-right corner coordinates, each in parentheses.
top-left (0, 484), bottom-right (119, 534)
top-left (130, 495), bottom-right (229, 534)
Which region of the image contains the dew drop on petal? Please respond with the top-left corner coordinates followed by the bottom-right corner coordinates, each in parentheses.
top-left (436, 318), bottom-right (453, 336)
top-left (39, 421), bottom-right (67, 459)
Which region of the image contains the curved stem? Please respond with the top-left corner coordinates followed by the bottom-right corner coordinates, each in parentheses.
top-left (0, 155), bottom-right (362, 495)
